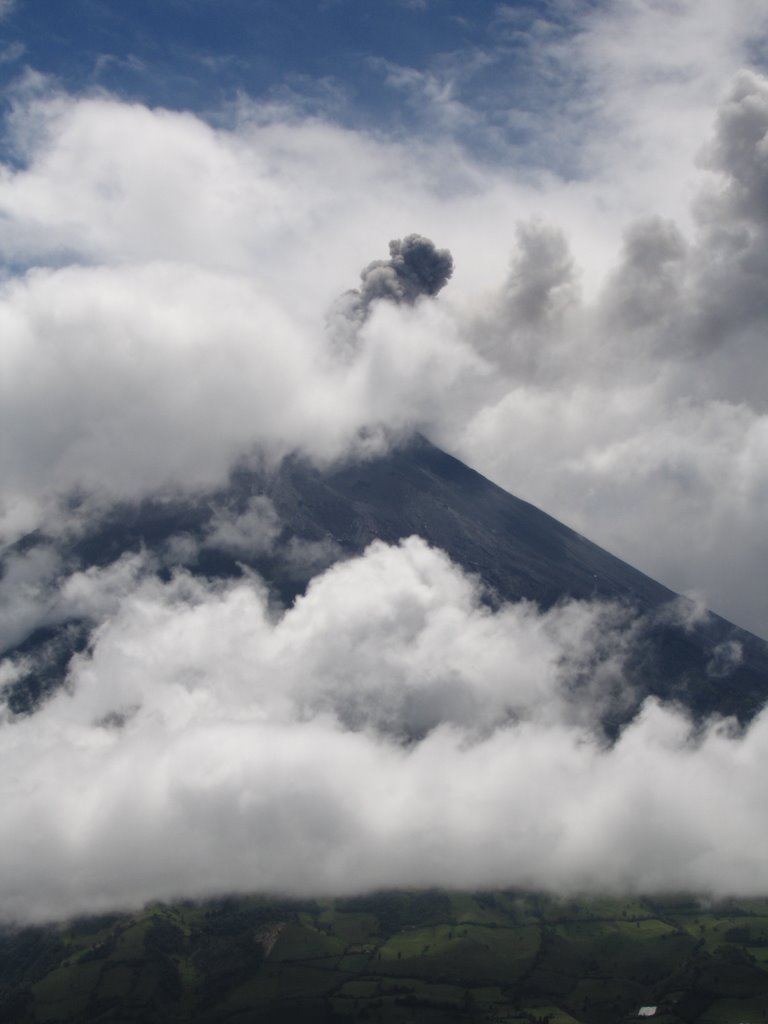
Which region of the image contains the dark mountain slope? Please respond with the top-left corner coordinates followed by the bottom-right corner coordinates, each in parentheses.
top-left (4, 434), bottom-right (768, 727)
top-left (258, 435), bottom-right (768, 726)
top-left (263, 434), bottom-right (674, 610)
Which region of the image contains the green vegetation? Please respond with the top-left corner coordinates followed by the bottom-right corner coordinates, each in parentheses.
top-left (3, 891), bottom-right (768, 1022)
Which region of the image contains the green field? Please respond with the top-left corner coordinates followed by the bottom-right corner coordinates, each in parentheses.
top-left (3, 891), bottom-right (768, 1022)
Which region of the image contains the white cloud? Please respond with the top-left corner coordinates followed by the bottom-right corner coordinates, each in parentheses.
top-left (204, 496), bottom-right (281, 556)
top-left (1, 538), bottom-right (767, 923)
top-left (444, 65), bottom-right (768, 636)
top-left (0, 546), bottom-right (152, 653)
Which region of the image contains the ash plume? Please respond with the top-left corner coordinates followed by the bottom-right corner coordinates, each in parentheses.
top-left (338, 233), bottom-right (454, 330)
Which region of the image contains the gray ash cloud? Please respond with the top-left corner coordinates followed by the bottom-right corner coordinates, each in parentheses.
top-left (342, 233), bottom-right (454, 327)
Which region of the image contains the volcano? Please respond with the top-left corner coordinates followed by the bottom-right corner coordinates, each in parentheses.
top-left (6, 434), bottom-right (768, 730)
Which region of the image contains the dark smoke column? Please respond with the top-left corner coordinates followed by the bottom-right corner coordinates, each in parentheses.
top-left (342, 234), bottom-right (454, 326)
top-left (328, 234), bottom-right (454, 355)
top-left (361, 234), bottom-right (454, 306)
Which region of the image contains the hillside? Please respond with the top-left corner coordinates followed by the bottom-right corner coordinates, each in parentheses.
top-left (4, 891), bottom-right (768, 1023)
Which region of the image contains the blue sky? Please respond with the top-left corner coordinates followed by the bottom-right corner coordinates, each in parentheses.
top-left (0, 1), bottom-right (592, 165)
top-left (0, 1), bottom-right (560, 104)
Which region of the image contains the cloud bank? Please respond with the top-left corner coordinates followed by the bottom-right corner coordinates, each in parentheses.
top-left (2, 537), bottom-right (767, 924)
